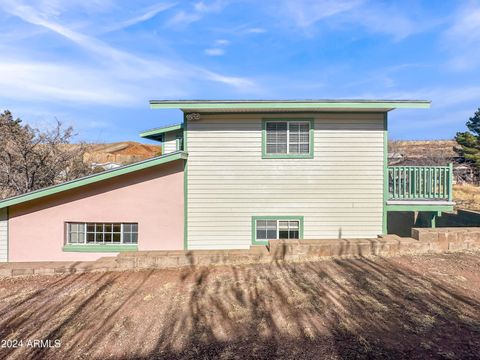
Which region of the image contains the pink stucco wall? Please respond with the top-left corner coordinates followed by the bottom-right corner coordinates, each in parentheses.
top-left (8, 160), bottom-right (184, 262)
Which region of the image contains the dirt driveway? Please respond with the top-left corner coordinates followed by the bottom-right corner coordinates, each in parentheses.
top-left (1, 251), bottom-right (480, 359)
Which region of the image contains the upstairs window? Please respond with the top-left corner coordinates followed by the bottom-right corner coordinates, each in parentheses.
top-left (263, 119), bottom-right (313, 158)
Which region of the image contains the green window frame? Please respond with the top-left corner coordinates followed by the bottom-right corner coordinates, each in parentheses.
top-left (251, 216), bottom-right (304, 245)
top-left (262, 118), bottom-right (314, 159)
top-left (63, 222), bottom-right (139, 252)
top-left (65, 222), bottom-right (138, 245)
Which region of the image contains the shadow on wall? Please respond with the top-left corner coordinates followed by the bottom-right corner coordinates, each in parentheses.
top-left (0, 251), bottom-right (479, 359)
top-left (388, 209), bottom-right (480, 237)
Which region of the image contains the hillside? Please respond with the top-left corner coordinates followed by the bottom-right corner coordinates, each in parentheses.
top-left (83, 142), bottom-right (162, 165)
top-left (389, 140), bottom-right (457, 159)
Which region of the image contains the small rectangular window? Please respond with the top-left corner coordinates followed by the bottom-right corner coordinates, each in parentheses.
top-left (67, 222), bottom-right (138, 245)
top-left (264, 120), bottom-right (311, 156)
top-left (255, 219), bottom-right (301, 241)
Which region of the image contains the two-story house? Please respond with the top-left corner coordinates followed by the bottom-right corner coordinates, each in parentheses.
top-left (0, 100), bottom-right (454, 262)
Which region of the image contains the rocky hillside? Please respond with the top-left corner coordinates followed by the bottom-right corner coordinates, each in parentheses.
top-left (83, 142), bottom-right (161, 165)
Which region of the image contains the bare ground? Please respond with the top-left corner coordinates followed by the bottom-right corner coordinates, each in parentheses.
top-left (454, 184), bottom-right (480, 211)
top-left (1, 251), bottom-right (480, 360)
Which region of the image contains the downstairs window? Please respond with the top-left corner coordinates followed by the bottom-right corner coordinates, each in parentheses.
top-left (66, 222), bottom-right (138, 245)
top-left (252, 217), bottom-right (303, 245)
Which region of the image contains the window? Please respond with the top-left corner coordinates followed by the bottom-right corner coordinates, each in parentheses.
top-left (252, 217), bottom-right (303, 244)
top-left (263, 119), bottom-right (313, 158)
top-left (278, 221), bottom-right (300, 239)
top-left (67, 223), bottom-right (138, 245)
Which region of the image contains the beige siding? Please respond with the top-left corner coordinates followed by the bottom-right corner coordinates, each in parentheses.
top-left (187, 112), bottom-right (384, 249)
top-left (0, 208), bottom-right (7, 262)
top-left (163, 132), bottom-right (178, 154)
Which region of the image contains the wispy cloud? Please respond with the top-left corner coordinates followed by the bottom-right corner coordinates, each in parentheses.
top-left (443, 2), bottom-right (480, 70)
top-left (274, 0), bottom-right (436, 40)
top-left (243, 27), bottom-right (266, 34)
top-left (279, 0), bottom-right (362, 29)
top-left (165, 0), bottom-right (230, 27)
top-left (103, 2), bottom-right (177, 33)
top-left (205, 48), bottom-right (225, 56)
top-left (215, 39), bottom-right (230, 45)
top-left (0, 61), bottom-right (136, 104)
top-left (204, 38), bottom-right (230, 56)
top-left (0, 0), bottom-right (258, 105)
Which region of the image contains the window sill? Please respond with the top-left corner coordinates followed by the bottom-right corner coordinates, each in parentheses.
top-left (262, 154), bottom-right (314, 159)
top-left (62, 244), bottom-right (138, 253)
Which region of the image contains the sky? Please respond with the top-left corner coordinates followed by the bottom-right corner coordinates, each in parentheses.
top-left (0, 0), bottom-right (479, 143)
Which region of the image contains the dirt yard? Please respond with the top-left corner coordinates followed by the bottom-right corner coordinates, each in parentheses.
top-left (1, 251), bottom-right (480, 360)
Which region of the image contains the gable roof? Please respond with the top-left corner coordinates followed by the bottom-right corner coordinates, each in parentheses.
top-left (140, 123), bottom-right (183, 141)
top-left (149, 99), bottom-right (431, 112)
top-left (0, 151), bottom-right (188, 209)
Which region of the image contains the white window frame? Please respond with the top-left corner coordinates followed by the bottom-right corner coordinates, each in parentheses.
top-left (265, 120), bottom-right (311, 155)
top-left (255, 219), bottom-right (300, 240)
top-left (66, 222), bottom-right (138, 245)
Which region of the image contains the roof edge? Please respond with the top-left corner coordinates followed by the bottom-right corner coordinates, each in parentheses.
top-left (139, 123), bottom-right (183, 139)
top-left (149, 99), bottom-right (431, 110)
top-left (0, 151), bottom-right (188, 209)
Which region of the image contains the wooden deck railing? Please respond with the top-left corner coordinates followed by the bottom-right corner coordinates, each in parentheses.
top-left (388, 164), bottom-right (453, 201)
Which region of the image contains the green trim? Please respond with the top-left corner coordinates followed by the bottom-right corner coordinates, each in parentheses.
top-left (62, 244), bottom-right (138, 253)
top-left (382, 113), bottom-right (388, 235)
top-left (150, 100), bottom-right (431, 110)
top-left (386, 204), bottom-right (454, 212)
top-left (192, 111), bottom-right (391, 116)
top-left (261, 118), bottom-right (314, 159)
top-left (139, 124), bottom-right (183, 139)
top-left (6, 207), bottom-right (8, 262)
top-left (448, 163), bottom-right (453, 202)
top-left (183, 113), bottom-right (188, 250)
top-left (0, 207), bottom-right (8, 262)
top-left (251, 216), bottom-right (304, 245)
top-left (0, 151), bottom-right (188, 209)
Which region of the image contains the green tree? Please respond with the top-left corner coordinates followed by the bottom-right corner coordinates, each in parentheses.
top-left (455, 108), bottom-right (480, 170)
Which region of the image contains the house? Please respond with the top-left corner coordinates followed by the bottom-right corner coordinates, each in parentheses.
top-left (0, 100), bottom-right (455, 262)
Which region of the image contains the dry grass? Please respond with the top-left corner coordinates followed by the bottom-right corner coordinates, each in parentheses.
top-left (389, 140), bottom-right (457, 158)
top-left (454, 184), bottom-right (480, 211)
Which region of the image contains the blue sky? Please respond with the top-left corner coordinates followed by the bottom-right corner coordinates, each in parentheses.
top-left (0, 0), bottom-right (479, 142)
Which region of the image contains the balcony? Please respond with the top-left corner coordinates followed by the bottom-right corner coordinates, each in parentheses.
top-left (387, 164), bottom-right (454, 212)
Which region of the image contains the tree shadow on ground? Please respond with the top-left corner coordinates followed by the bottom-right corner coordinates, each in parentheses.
top-left (1, 252), bottom-right (480, 359)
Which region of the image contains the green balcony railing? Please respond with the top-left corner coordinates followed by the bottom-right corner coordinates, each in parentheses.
top-left (388, 164), bottom-right (453, 201)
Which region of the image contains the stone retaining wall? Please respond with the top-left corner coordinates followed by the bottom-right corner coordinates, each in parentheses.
top-left (411, 227), bottom-right (480, 251)
top-left (1, 229), bottom-right (480, 277)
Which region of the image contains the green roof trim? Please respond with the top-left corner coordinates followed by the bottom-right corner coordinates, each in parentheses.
top-left (0, 151), bottom-right (188, 209)
top-left (139, 123), bottom-right (183, 139)
top-left (149, 99), bottom-right (431, 110)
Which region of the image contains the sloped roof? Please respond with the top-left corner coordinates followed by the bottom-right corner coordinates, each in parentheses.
top-left (0, 151), bottom-right (187, 209)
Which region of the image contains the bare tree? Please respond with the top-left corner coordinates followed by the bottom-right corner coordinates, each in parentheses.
top-left (0, 110), bottom-right (92, 198)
